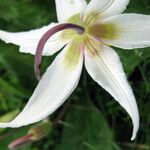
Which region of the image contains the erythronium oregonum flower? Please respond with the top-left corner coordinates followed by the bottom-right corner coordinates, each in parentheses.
top-left (1, 0), bottom-right (150, 140)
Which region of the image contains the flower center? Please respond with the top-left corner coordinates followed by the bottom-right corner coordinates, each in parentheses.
top-left (61, 12), bottom-right (117, 42)
top-left (60, 13), bottom-right (100, 40)
top-left (34, 13), bottom-right (118, 80)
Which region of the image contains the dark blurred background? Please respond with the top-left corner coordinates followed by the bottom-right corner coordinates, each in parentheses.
top-left (0, 0), bottom-right (150, 149)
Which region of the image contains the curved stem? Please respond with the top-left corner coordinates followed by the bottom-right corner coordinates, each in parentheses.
top-left (34, 23), bottom-right (85, 80)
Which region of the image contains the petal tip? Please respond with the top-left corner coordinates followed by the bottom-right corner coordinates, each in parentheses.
top-left (131, 133), bottom-right (136, 141)
top-left (0, 123), bottom-right (9, 128)
top-left (131, 118), bottom-right (139, 141)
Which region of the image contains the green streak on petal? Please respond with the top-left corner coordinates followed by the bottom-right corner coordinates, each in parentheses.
top-left (83, 35), bottom-right (101, 56)
top-left (63, 37), bottom-right (82, 70)
top-left (86, 23), bottom-right (118, 40)
top-left (84, 12), bottom-right (100, 26)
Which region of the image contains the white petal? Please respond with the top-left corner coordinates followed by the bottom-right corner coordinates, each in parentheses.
top-left (102, 14), bottom-right (150, 49)
top-left (84, 44), bottom-right (139, 140)
top-left (0, 23), bottom-right (67, 56)
top-left (85, 0), bottom-right (129, 19)
top-left (55, 0), bottom-right (87, 23)
top-left (0, 41), bottom-right (83, 127)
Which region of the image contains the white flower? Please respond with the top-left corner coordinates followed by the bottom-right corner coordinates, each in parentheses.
top-left (0, 0), bottom-right (150, 140)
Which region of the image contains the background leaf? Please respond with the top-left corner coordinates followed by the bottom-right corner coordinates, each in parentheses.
top-left (55, 96), bottom-right (120, 150)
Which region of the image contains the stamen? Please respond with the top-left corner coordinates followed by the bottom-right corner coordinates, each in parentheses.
top-left (34, 23), bottom-right (85, 80)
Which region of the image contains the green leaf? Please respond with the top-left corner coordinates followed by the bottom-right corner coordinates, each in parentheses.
top-left (0, 109), bottom-right (20, 133)
top-left (56, 98), bottom-right (120, 150)
top-left (0, 0), bottom-right (54, 30)
top-left (0, 109), bottom-right (20, 123)
top-left (116, 48), bottom-right (150, 76)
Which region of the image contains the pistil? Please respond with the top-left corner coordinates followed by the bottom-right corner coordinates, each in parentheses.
top-left (34, 23), bottom-right (85, 80)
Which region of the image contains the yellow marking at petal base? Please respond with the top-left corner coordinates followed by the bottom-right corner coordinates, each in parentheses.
top-left (63, 37), bottom-right (83, 70)
top-left (60, 12), bottom-right (101, 41)
top-left (67, 14), bottom-right (83, 26)
top-left (67, 12), bottom-right (100, 27)
top-left (86, 23), bottom-right (118, 40)
top-left (60, 29), bottom-right (76, 41)
top-left (61, 14), bottom-right (84, 41)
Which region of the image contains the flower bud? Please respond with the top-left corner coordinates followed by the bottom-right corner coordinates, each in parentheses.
top-left (28, 120), bottom-right (51, 141)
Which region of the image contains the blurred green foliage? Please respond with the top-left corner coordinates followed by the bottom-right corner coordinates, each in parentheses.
top-left (0, 0), bottom-right (150, 149)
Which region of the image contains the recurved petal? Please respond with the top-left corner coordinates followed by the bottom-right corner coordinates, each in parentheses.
top-left (85, 0), bottom-right (129, 20)
top-left (0, 39), bottom-right (83, 128)
top-left (101, 14), bottom-right (150, 49)
top-left (0, 23), bottom-right (67, 56)
top-left (55, 0), bottom-right (87, 23)
top-left (84, 43), bottom-right (139, 140)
